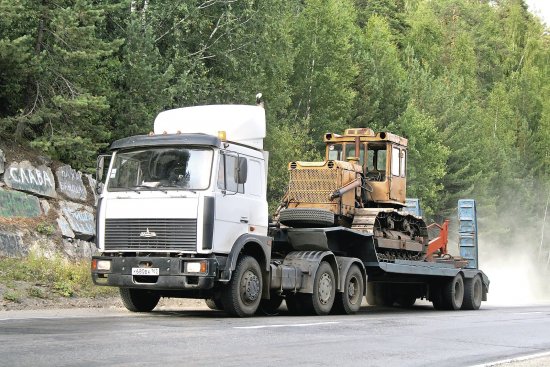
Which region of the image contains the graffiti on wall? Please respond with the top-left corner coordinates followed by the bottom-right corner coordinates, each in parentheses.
top-left (4, 161), bottom-right (57, 198)
top-left (56, 165), bottom-right (87, 201)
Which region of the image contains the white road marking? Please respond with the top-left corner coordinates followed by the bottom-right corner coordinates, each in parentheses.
top-left (234, 321), bottom-right (340, 329)
top-left (469, 350), bottom-right (550, 367)
top-left (512, 311), bottom-right (545, 315)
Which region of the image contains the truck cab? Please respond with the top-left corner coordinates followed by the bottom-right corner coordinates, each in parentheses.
top-left (92, 105), bottom-right (272, 315)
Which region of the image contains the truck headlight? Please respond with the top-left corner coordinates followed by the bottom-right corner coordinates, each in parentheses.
top-left (185, 261), bottom-right (207, 273)
top-left (94, 259), bottom-right (112, 271)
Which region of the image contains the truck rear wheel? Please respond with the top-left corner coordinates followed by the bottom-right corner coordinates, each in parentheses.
top-left (279, 208), bottom-right (335, 228)
top-left (333, 264), bottom-right (364, 314)
top-left (119, 288), bottom-right (160, 312)
top-left (221, 255), bottom-right (262, 317)
top-left (462, 275), bottom-right (482, 310)
top-left (441, 274), bottom-right (464, 310)
top-left (303, 261), bottom-right (336, 315)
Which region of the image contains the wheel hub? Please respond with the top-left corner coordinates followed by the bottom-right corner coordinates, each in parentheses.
top-left (241, 270), bottom-right (260, 304)
top-left (318, 272), bottom-right (333, 305)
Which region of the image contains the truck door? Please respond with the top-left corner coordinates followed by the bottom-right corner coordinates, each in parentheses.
top-left (389, 145), bottom-right (406, 202)
top-left (213, 151), bottom-right (260, 253)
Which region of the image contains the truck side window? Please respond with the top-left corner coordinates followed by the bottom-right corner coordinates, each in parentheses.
top-left (217, 153), bottom-right (244, 194)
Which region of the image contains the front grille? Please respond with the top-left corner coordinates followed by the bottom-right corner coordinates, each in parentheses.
top-left (287, 169), bottom-right (339, 203)
top-left (105, 218), bottom-right (197, 251)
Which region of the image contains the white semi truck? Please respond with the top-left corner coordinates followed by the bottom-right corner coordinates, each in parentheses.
top-left (92, 101), bottom-right (489, 317)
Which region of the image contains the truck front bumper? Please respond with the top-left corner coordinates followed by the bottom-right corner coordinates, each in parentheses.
top-left (91, 256), bottom-right (220, 290)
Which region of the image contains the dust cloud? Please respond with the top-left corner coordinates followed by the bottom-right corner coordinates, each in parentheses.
top-left (477, 232), bottom-right (550, 306)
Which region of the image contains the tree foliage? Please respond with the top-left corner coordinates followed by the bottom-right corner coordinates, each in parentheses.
top-left (1, 0), bottom-right (549, 245)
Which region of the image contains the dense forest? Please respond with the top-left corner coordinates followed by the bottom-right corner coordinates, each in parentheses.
top-left (1, 0), bottom-right (549, 249)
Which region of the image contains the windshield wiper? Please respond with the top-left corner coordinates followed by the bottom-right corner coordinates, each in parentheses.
top-left (157, 183), bottom-right (196, 194)
top-left (129, 185), bottom-right (169, 194)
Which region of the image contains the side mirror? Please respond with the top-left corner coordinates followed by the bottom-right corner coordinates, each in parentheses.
top-left (96, 154), bottom-right (111, 192)
top-left (96, 155), bottom-right (105, 182)
top-left (236, 157), bottom-right (247, 184)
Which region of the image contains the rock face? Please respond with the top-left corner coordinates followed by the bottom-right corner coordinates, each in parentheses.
top-left (0, 148), bottom-right (97, 260)
top-left (0, 189), bottom-right (42, 217)
top-left (0, 232), bottom-right (25, 257)
top-left (60, 201), bottom-right (95, 240)
top-left (56, 165), bottom-right (87, 202)
top-left (0, 149), bottom-right (5, 174)
top-left (4, 161), bottom-right (57, 198)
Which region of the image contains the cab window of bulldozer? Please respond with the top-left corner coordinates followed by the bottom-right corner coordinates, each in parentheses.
top-left (400, 149), bottom-right (406, 177)
top-left (327, 144), bottom-right (343, 161)
top-left (344, 144), bottom-right (365, 165)
top-left (366, 146), bottom-right (386, 181)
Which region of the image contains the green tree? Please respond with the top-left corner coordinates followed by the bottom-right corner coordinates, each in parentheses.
top-left (0, 0), bottom-right (121, 171)
top-left (353, 14), bottom-right (407, 129)
top-left (110, 13), bottom-right (173, 139)
top-left (389, 102), bottom-right (449, 217)
top-left (290, 0), bottom-right (358, 143)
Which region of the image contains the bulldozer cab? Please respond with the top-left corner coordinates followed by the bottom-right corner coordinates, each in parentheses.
top-left (324, 128), bottom-right (407, 207)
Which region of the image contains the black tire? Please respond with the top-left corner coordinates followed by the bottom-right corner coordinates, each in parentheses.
top-left (256, 293), bottom-right (284, 316)
top-left (205, 297), bottom-right (224, 311)
top-left (462, 275), bottom-right (483, 310)
top-left (441, 274), bottom-right (464, 310)
top-left (221, 255), bottom-right (262, 317)
top-left (119, 288), bottom-right (160, 312)
top-left (302, 262), bottom-right (336, 315)
top-left (333, 265), bottom-right (364, 314)
top-left (279, 208), bottom-right (335, 228)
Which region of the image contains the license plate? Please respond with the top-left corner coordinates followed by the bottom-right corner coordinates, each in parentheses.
top-left (132, 267), bottom-right (159, 276)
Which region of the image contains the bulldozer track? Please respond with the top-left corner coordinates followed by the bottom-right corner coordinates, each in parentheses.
top-left (352, 208), bottom-right (428, 262)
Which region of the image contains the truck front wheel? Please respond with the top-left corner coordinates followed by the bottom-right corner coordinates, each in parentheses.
top-left (119, 288), bottom-right (160, 312)
top-left (222, 255), bottom-right (263, 317)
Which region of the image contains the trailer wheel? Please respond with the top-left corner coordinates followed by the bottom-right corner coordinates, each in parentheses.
top-left (221, 255), bottom-right (262, 317)
top-left (303, 261), bottom-right (336, 315)
top-left (119, 288), bottom-right (160, 312)
top-left (462, 275), bottom-right (482, 310)
top-left (441, 274), bottom-right (464, 310)
top-left (279, 208), bottom-right (335, 228)
top-left (333, 265), bottom-right (364, 314)
top-left (256, 292), bottom-right (284, 316)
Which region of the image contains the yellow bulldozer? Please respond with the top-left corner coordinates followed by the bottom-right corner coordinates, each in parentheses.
top-left (277, 128), bottom-right (437, 261)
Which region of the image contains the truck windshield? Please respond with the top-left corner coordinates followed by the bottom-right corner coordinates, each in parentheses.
top-left (107, 147), bottom-right (213, 191)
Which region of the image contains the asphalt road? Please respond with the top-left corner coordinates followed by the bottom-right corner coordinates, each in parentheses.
top-left (1, 302), bottom-right (550, 367)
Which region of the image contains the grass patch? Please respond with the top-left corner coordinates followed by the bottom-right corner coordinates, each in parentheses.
top-left (3, 290), bottom-right (22, 303)
top-left (0, 252), bottom-right (117, 299)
